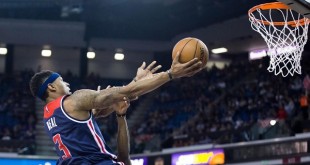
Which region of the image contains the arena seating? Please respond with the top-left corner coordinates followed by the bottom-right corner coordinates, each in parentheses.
top-left (0, 56), bottom-right (309, 155)
top-left (0, 70), bottom-right (36, 154)
top-left (131, 57), bottom-right (310, 153)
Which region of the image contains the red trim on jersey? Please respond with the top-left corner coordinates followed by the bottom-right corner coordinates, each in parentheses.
top-left (87, 120), bottom-right (117, 159)
top-left (88, 120), bottom-right (106, 153)
top-left (44, 96), bottom-right (65, 119)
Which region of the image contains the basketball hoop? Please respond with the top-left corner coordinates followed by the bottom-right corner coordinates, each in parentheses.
top-left (248, 2), bottom-right (309, 77)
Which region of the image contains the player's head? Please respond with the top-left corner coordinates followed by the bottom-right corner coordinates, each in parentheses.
top-left (29, 70), bottom-right (71, 101)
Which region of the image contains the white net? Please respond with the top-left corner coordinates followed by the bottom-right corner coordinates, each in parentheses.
top-left (249, 4), bottom-right (309, 77)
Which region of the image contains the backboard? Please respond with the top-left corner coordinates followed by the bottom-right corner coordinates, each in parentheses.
top-left (278, 0), bottom-right (310, 18)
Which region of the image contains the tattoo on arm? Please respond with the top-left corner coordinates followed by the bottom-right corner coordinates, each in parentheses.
top-left (70, 89), bottom-right (97, 111)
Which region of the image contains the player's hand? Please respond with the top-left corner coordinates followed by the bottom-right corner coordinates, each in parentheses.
top-left (134, 61), bottom-right (162, 81)
top-left (169, 51), bottom-right (203, 79)
top-left (114, 97), bottom-right (130, 115)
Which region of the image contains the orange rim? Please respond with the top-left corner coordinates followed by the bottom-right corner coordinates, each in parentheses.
top-left (248, 2), bottom-right (308, 26)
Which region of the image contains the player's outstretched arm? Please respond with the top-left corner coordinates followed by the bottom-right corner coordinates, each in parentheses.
top-left (121, 52), bottom-right (203, 98)
top-left (68, 52), bottom-right (203, 111)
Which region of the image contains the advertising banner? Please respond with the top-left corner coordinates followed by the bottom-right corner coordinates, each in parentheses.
top-left (171, 149), bottom-right (224, 165)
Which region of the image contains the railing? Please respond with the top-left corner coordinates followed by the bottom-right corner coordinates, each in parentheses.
top-left (1, 134), bottom-right (310, 164)
top-left (130, 133), bottom-right (310, 165)
top-left (0, 140), bottom-right (36, 154)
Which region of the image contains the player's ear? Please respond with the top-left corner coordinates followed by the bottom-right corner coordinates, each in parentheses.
top-left (47, 83), bottom-right (57, 92)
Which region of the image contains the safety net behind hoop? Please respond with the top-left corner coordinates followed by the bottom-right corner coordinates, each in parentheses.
top-left (249, 3), bottom-right (309, 77)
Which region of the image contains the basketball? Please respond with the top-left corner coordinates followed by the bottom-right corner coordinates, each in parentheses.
top-left (172, 37), bottom-right (209, 66)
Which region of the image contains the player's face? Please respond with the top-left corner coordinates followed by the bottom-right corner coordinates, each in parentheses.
top-left (54, 77), bottom-right (71, 95)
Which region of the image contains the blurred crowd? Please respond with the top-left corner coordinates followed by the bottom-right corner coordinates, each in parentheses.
top-left (131, 57), bottom-right (310, 153)
top-left (0, 56), bottom-right (309, 155)
top-left (0, 70), bottom-right (36, 153)
top-left (130, 62), bottom-right (250, 152)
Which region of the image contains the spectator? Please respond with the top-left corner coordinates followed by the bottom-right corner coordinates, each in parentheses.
top-left (300, 94), bottom-right (309, 120)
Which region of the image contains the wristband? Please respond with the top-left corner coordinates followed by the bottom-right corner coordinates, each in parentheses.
top-left (167, 70), bottom-right (173, 80)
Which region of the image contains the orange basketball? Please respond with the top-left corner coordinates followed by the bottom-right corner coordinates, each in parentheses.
top-left (172, 37), bottom-right (208, 66)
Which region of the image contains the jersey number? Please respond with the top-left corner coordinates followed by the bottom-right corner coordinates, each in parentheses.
top-left (53, 134), bottom-right (72, 159)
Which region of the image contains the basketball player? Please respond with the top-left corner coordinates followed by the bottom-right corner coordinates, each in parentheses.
top-left (29, 53), bottom-right (203, 164)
